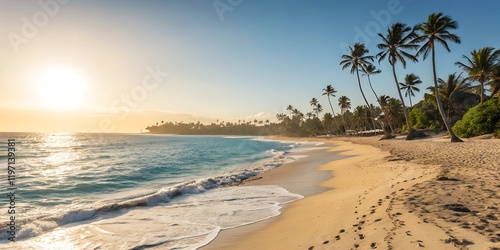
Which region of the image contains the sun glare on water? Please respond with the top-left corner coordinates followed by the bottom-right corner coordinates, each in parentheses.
top-left (37, 67), bottom-right (88, 110)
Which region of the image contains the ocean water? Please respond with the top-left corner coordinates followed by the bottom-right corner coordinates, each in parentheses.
top-left (0, 133), bottom-right (304, 249)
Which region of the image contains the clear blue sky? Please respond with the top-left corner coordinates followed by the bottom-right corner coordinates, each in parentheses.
top-left (0, 0), bottom-right (499, 132)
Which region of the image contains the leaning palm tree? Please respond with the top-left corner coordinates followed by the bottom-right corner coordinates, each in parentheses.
top-left (414, 12), bottom-right (463, 142)
top-left (340, 43), bottom-right (378, 130)
top-left (376, 22), bottom-right (419, 139)
top-left (361, 64), bottom-right (395, 135)
top-left (399, 73), bottom-right (422, 107)
top-left (360, 64), bottom-right (382, 101)
top-left (322, 84), bottom-right (341, 134)
top-left (455, 47), bottom-right (500, 103)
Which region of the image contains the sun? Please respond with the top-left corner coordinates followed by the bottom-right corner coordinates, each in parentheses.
top-left (37, 67), bottom-right (88, 110)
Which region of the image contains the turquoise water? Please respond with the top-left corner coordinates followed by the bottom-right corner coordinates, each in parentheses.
top-left (0, 133), bottom-right (302, 249)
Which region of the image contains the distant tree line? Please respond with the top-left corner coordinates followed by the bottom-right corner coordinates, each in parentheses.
top-left (146, 12), bottom-right (500, 139)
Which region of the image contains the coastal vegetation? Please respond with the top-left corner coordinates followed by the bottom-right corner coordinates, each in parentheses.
top-left (452, 98), bottom-right (500, 138)
top-left (146, 12), bottom-right (499, 140)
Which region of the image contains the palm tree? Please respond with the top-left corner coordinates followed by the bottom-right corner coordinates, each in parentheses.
top-left (360, 64), bottom-right (381, 101)
top-left (276, 113), bottom-right (287, 122)
top-left (376, 22), bottom-right (418, 139)
top-left (399, 73), bottom-right (422, 107)
top-left (455, 47), bottom-right (500, 103)
top-left (425, 73), bottom-right (477, 124)
top-left (313, 103), bottom-right (323, 117)
top-left (310, 101), bottom-right (325, 134)
top-left (322, 84), bottom-right (341, 133)
top-left (338, 95), bottom-right (351, 132)
top-left (322, 112), bottom-right (334, 135)
top-left (310, 97), bottom-right (324, 116)
top-left (386, 97), bottom-right (403, 128)
top-left (414, 12), bottom-right (462, 142)
top-left (297, 112), bottom-right (305, 122)
top-left (361, 64), bottom-right (394, 134)
top-left (286, 105), bottom-right (294, 117)
top-left (377, 95), bottom-right (395, 134)
top-left (340, 43), bottom-right (378, 130)
top-left (310, 97), bottom-right (318, 107)
top-left (353, 105), bottom-right (371, 130)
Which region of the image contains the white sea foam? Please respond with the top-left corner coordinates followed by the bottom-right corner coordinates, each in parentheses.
top-left (8, 186), bottom-right (302, 250)
top-left (289, 146), bottom-right (330, 153)
top-left (289, 154), bottom-right (309, 159)
top-left (0, 149), bottom-right (296, 245)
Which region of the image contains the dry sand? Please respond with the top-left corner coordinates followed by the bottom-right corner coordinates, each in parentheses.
top-left (204, 135), bottom-right (500, 250)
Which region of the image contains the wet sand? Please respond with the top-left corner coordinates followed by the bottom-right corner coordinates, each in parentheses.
top-left (204, 135), bottom-right (500, 250)
top-left (204, 141), bottom-right (346, 249)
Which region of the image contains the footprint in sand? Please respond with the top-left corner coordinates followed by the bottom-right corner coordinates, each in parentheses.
top-left (417, 240), bottom-right (425, 247)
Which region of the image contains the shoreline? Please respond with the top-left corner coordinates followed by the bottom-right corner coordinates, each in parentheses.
top-left (205, 139), bottom-right (345, 249)
top-left (204, 135), bottom-right (500, 249)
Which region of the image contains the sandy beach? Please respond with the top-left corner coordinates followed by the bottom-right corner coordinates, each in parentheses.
top-left (204, 135), bottom-right (500, 250)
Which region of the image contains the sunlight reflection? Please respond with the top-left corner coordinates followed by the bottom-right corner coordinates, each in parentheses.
top-left (40, 132), bottom-right (82, 178)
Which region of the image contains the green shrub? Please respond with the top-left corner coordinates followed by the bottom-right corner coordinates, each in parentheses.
top-left (409, 101), bottom-right (442, 129)
top-left (452, 98), bottom-right (500, 137)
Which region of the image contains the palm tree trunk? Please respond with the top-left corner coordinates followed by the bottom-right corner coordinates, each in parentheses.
top-left (367, 75), bottom-right (395, 135)
top-left (391, 63), bottom-right (415, 139)
top-left (431, 47), bottom-right (463, 142)
top-left (479, 79), bottom-right (484, 103)
top-left (381, 104), bottom-right (395, 135)
top-left (340, 112), bottom-right (348, 134)
top-left (327, 96), bottom-right (341, 135)
top-left (356, 69), bottom-right (380, 133)
top-left (345, 112), bottom-right (357, 132)
top-left (385, 115), bottom-right (395, 134)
